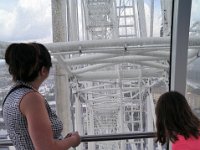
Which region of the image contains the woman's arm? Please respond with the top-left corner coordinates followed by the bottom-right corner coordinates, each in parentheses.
top-left (20, 92), bottom-right (80, 150)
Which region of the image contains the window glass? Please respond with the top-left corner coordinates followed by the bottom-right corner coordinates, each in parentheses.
top-left (186, 0), bottom-right (200, 117)
top-left (0, 0), bottom-right (174, 150)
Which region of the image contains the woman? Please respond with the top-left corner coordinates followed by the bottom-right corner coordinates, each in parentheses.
top-left (156, 91), bottom-right (200, 150)
top-left (3, 43), bottom-right (80, 150)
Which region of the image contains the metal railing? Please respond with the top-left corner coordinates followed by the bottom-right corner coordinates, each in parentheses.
top-left (0, 132), bottom-right (156, 147)
top-left (81, 132), bottom-right (156, 142)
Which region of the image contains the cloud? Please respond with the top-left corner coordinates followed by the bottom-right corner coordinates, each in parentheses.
top-left (0, 9), bottom-right (17, 39)
top-left (191, 0), bottom-right (200, 23)
top-left (0, 0), bottom-right (52, 43)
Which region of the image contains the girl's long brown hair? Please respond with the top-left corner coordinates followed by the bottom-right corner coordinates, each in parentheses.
top-left (155, 91), bottom-right (200, 145)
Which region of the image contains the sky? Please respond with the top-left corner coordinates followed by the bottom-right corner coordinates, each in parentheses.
top-left (0, 0), bottom-right (199, 43)
top-left (0, 0), bottom-right (52, 42)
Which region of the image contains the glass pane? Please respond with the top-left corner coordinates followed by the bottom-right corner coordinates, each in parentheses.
top-left (76, 0), bottom-right (172, 150)
top-left (186, 0), bottom-right (200, 117)
top-left (0, 0), bottom-right (174, 150)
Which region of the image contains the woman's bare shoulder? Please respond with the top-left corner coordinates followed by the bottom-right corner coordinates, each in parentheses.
top-left (20, 91), bottom-right (46, 115)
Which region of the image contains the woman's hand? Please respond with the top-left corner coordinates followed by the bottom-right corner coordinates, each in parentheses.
top-left (65, 131), bottom-right (81, 148)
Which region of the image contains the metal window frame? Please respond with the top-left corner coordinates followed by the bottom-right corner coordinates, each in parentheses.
top-left (170, 0), bottom-right (192, 95)
top-left (169, 0), bottom-right (192, 149)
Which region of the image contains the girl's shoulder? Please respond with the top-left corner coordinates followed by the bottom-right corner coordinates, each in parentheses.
top-left (172, 134), bottom-right (200, 150)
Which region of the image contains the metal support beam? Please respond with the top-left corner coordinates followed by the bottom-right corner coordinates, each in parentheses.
top-left (136, 0), bottom-right (147, 37)
top-left (51, 0), bottom-right (67, 42)
top-left (170, 0), bottom-right (192, 149)
top-left (170, 0), bottom-right (192, 95)
top-left (45, 37), bottom-right (200, 53)
top-left (67, 0), bottom-right (79, 41)
top-left (1, 37), bottom-right (200, 58)
top-left (76, 69), bottom-right (163, 81)
top-left (51, 0), bottom-right (73, 135)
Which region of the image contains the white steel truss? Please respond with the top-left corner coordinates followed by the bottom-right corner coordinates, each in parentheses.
top-left (82, 0), bottom-right (118, 40)
top-left (0, 39), bottom-right (200, 150)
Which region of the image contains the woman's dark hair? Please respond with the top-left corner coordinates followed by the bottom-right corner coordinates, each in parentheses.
top-left (156, 91), bottom-right (200, 145)
top-left (5, 42), bottom-right (52, 82)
